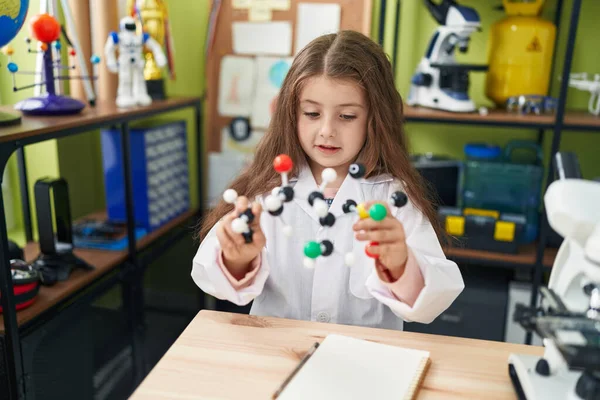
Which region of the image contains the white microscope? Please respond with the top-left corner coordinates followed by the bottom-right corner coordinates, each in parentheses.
top-left (104, 16), bottom-right (167, 108)
top-left (508, 153), bottom-right (600, 400)
top-left (406, 0), bottom-right (487, 113)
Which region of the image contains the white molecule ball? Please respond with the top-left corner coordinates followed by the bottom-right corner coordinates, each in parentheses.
top-left (265, 195), bottom-right (282, 212)
top-left (231, 218), bottom-right (248, 234)
top-left (314, 199), bottom-right (329, 218)
top-left (271, 187), bottom-right (281, 196)
top-left (223, 189), bottom-right (238, 204)
top-left (283, 225), bottom-right (293, 237)
top-left (344, 252), bottom-right (355, 266)
top-left (303, 257), bottom-right (315, 269)
top-left (321, 168), bottom-right (337, 183)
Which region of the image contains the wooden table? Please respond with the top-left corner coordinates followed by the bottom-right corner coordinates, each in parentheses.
top-left (131, 310), bottom-right (544, 399)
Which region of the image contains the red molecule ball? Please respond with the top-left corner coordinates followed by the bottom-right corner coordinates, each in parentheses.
top-left (69, 49), bottom-right (76, 56)
top-left (30, 14), bottom-right (61, 43)
top-left (273, 154), bottom-right (293, 173)
top-left (365, 242), bottom-right (379, 258)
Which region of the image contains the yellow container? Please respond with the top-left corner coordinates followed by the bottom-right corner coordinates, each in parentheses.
top-left (485, 0), bottom-right (556, 107)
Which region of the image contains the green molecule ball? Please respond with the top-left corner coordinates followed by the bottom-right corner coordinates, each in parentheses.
top-left (304, 241), bottom-right (322, 259)
top-left (369, 203), bottom-right (387, 221)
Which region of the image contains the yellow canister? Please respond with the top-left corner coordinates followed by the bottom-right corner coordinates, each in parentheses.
top-left (485, 0), bottom-right (556, 107)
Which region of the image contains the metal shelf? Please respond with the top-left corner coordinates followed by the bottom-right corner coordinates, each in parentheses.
top-left (404, 105), bottom-right (600, 132)
top-left (0, 96), bottom-right (203, 399)
top-left (0, 208), bottom-right (199, 334)
top-left (403, 105), bottom-right (555, 129)
top-left (445, 244), bottom-right (557, 270)
top-left (564, 111), bottom-right (600, 132)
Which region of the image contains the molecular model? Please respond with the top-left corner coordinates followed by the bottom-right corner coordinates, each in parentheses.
top-left (221, 154), bottom-right (409, 269)
top-left (300, 166), bottom-right (342, 268)
top-left (302, 163), bottom-right (408, 268)
top-left (223, 154), bottom-right (295, 243)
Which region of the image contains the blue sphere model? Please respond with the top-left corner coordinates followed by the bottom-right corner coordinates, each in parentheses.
top-left (0, 0), bottom-right (30, 48)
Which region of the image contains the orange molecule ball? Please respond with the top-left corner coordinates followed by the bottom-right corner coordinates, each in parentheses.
top-left (273, 154), bottom-right (293, 173)
top-left (30, 14), bottom-right (61, 43)
top-left (39, 42), bottom-right (48, 51)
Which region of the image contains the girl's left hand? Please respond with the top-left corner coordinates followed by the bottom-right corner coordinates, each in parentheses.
top-left (353, 201), bottom-right (408, 282)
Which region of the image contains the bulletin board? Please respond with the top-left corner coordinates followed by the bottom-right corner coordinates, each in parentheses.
top-left (206, 0), bottom-right (373, 153)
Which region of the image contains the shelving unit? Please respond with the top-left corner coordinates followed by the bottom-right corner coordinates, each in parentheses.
top-left (445, 244), bottom-right (557, 270)
top-left (385, 0), bottom-right (590, 345)
top-left (403, 104), bottom-right (556, 129)
top-left (0, 97), bottom-right (203, 400)
top-left (404, 105), bottom-right (600, 131)
top-left (0, 207), bottom-right (199, 334)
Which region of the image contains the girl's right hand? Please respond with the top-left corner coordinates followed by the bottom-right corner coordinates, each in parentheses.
top-left (216, 196), bottom-right (266, 279)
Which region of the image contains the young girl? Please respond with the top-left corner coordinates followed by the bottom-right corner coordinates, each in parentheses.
top-left (192, 30), bottom-right (464, 330)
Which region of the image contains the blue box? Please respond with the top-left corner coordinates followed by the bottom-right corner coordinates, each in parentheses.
top-left (101, 120), bottom-right (190, 232)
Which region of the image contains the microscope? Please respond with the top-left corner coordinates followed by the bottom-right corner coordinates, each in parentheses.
top-left (508, 153), bottom-right (600, 400)
top-left (407, 0), bottom-right (487, 113)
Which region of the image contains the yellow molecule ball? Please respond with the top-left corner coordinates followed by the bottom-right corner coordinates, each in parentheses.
top-left (356, 203), bottom-right (369, 219)
top-left (1, 46), bottom-right (14, 56)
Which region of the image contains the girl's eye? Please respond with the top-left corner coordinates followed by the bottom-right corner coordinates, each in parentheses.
top-left (341, 114), bottom-right (356, 120)
top-left (304, 112), bottom-right (319, 118)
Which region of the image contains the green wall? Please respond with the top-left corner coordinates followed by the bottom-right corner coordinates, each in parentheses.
top-left (2, 0), bottom-right (599, 248)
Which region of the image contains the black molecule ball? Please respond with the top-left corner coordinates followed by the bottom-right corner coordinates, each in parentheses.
top-left (391, 191), bottom-right (408, 208)
top-left (240, 208), bottom-right (255, 224)
top-left (321, 240), bottom-right (334, 257)
top-left (268, 206), bottom-right (284, 217)
top-left (342, 199), bottom-right (357, 214)
top-left (242, 229), bottom-right (253, 244)
top-left (349, 163), bottom-right (366, 179)
top-left (280, 186), bottom-right (294, 202)
top-left (319, 213), bottom-right (336, 227)
top-left (308, 191), bottom-right (325, 206)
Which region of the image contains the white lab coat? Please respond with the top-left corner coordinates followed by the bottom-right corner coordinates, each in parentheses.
top-left (192, 165), bottom-right (464, 330)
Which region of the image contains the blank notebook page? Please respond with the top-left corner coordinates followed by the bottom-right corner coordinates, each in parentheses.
top-left (277, 334), bottom-right (431, 400)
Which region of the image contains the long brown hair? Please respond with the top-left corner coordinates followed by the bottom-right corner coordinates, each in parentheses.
top-left (198, 30), bottom-right (444, 244)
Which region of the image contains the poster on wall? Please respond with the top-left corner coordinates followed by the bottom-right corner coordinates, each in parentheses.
top-left (218, 55), bottom-right (256, 117)
top-left (232, 21), bottom-right (292, 56)
top-left (295, 3), bottom-right (341, 54)
top-left (251, 56), bottom-right (293, 129)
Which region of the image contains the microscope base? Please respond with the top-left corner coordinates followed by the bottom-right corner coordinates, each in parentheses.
top-left (508, 353), bottom-right (584, 400)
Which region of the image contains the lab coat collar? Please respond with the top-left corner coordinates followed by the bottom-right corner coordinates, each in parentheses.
top-left (290, 164), bottom-right (392, 222)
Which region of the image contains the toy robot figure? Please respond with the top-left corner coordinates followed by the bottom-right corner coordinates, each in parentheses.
top-left (104, 16), bottom-right (167, 108)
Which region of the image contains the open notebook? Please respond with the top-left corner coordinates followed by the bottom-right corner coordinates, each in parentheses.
top-left (274, 334), bottom-right (431, 400)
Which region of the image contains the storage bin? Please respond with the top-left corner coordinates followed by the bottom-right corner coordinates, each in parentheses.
top-left (438, 206), bottom-right (527, 254)
top-left (462, 140), bottom-right (543, 242)
top-left (101, 120), bottom-right (190, 232)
